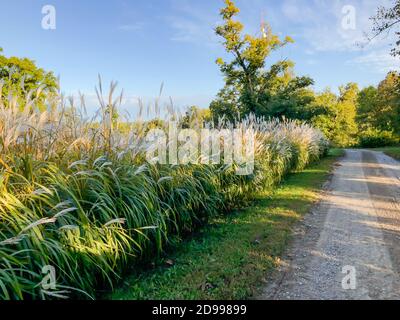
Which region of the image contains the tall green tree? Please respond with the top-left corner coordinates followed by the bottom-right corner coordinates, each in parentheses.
top-left (375, 71), bottom-right (400, 132)
top-left (0, 48), bottom-right (58, 109)
top-left (181, 106), bottom-right (212, 128)
top-left (214, 0), bottom-right (292, 111)
top-left (211, 0), bottom-right (317, 121)
top-left (210, 85), bottom-right (241, 122)
top-left (311, 84), bottom-right (359, 147)
top-left (356, 72), bottom-right (400, 134)
top-left (357, 86), bottom-right (379, 130)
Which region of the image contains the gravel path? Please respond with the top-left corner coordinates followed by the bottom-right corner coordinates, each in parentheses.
top-left (260, 149), bottom-right (400, 300)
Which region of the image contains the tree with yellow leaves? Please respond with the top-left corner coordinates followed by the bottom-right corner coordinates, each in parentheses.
top-left (211, 0), bottom-right (313, 120)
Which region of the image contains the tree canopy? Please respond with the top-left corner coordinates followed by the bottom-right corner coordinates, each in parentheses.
top-left (310, 84), bottom-right (359, 147)
top-left (357, 72), bottom-right (400, 133)
top-left (211, 0), bottom-right (314, 121)
top-left (0, 48), bottom-right (58, 109)
top-left (208, 0), bottom-right (400, 147)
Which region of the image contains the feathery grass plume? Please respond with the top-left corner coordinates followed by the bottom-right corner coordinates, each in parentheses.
top-left (0, 81), bottom-right (328, 299)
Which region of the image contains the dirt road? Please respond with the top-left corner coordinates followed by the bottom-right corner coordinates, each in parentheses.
top-left (261, 149), bottom-right (400, 300)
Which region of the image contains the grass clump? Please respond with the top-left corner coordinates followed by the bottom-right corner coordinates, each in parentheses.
top-left (112, 149), bottom-right (343, 300)
top-left (0, 82), bottom-right (329, 299)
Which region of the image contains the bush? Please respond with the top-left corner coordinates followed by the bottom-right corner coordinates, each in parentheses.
top-left (358, 128), bottom-right (399, 148)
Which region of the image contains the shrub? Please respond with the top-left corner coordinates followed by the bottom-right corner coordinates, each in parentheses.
top-left (358, 128), bottom-right (399, 148)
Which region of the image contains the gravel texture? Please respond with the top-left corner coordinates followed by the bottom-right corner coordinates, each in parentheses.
top-left (259, 149), bottom-right (400, 300)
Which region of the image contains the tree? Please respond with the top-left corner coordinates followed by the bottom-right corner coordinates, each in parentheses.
top-left (0, 49), bottom-right (58, 109)
top-left (356, 72), bottom-right (400, 133)
top-left (256, 69), bottom-right (315, 120)
top-left (357, 86), bottom-right (379, 130)
top-left (368, 0), bottom-right (400, 57)
top-left (311, 84), bottom-right (359, 147)
top-left (375, 71), bottom-right (400, 133)
top-left (181, 106), bottom-right (212, 128)
top-left (211, 0), bottom-right (315, 122)
top-left (213, 0), bottom-right (295, 116)
top-left (209, 86), bottom-right (241, 122)
top-left (337, 83), bottom-right (359, 145)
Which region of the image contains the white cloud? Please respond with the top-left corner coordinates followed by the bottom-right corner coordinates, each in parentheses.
top-left (164, 0), bottom-right (398, 77)
top-left (280, 0), bottom-right (393, 53)
top-left (169, 18), bottom-right (217, 45)
top-left (117, 23), bottom-right (143, 32)
top-left (166, 0), bottom-right (219, 46)
top-left (281, 1), bottom-right (316, 24)
top-left (305, 58), bottom-right (318, 65)
top-left (349, 50), bottom-right (400, 73)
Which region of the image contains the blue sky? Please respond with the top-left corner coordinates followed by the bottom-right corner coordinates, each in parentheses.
top-left (0, 0), bottom-right (398, 115)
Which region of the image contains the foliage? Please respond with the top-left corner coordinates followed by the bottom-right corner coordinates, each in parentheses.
top-left (211, 0), bottom-right (314, 120)
top-left (0, 49), bottom-right (58, 110)
top-left (180, 106), bottom-right (212, 128)
top-left (112, 149), bottom-right (343, 300)
top-left (0, 84), bottom-right (328, 299)
top-left (311, 84), bottom-right (359, 147)
top-left (375, 71), bottom-right (400, 133)
top-left (215, 0), bottom-right (291, 104)
top-left (209, 86), bottom-right (241, 123)
top-left (357, 71), bottom-right (400, 136)
top-left (209, 1), bottom-right (400, 149)
top-left (210, 0), bottom-right (365, 148)
top-left (357, 85), bottom-right (379, 130)
top-left (358, 128), bottom-right (399, 148)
